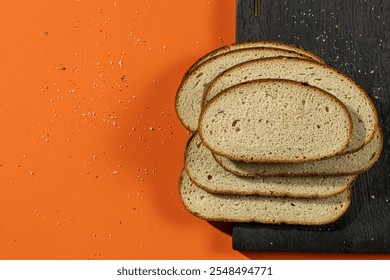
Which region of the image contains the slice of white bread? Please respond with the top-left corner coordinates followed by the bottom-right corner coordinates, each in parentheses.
top-left (185, 132), bottom-right (357, 198)
top-left (175, 47), bottom-right (314, 132)
top-left (204, 57), bottom-right (379, 153)
top-left (179, 169), bottom-right (353, 225)
top-left (188, 40), bottom-right (324, 72)
top-left (214, 128), bottom-right (383, 177)
top-left (199, 79), bottom-right (352, 163)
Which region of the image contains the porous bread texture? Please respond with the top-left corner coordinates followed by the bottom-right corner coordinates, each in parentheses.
top-left (179, 169), bottom-right (352, 225)
top-left (185, 132), bottom-right (357, 198)
top-left (199, 79), bottom-right (352, 163)
top-left (175, 47), bottom-right (313, 132)
top-left (204, 57), bottom-right (379, 153)
top-left (214, 128), bottom-right (383, 177)
top-left (188, 40), bottom-right (324, 72)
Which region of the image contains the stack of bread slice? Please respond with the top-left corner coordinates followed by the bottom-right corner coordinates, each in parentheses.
top-left (175, 41), bottom-right (383, 225)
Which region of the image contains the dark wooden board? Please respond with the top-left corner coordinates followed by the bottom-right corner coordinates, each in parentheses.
top-left (233, 0), bottom-right (390, 253)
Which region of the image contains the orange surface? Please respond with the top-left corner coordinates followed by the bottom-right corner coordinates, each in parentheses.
top-left (0, 0), bottom-right (389, 260)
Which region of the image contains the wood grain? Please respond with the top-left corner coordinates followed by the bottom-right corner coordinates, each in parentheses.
top-left (233, 0), bottom-right (390, 253)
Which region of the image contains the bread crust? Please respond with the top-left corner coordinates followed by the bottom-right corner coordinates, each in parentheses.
top-left (212, 127), bottom-right (383, 177)
top-left (178, 169), bottom-right (353, 225)
top-left (188, 40), bottom-right (324, 72)
top-left (175, 46), bottom-right (320, 132)
top-left (198, 79), bottom-right (353, 163)
top-left (204, 56), bottom-right (379, 153)
top-left (186, 163), bottom-right (357, 199)
top-left (184, 132), bottom-right (357, 198)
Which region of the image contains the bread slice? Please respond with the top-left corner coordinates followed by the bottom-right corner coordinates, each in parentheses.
top-left (179, 169), bottom-right (352, 225)
top-left (204, 57), bottom-right (379, 153)
top-left (188, 40), bottom-right (324, 72)
top-left (214, 127), bottom-right (383, 177)
top-left (185, 132), bottom-right (357, 198)
top-left (175, 47), bottom-right (314, 132)
top-left (199, 79), bottom-right (352, 163)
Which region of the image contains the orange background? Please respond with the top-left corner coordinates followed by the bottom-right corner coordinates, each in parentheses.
top-left (0, 0), bottom-right (389, 260)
